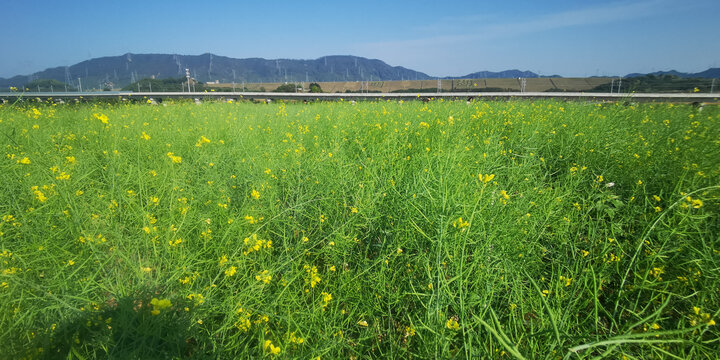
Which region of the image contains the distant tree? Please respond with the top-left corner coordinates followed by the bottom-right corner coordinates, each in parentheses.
top-left (273, 83), bottom-right (301, 92)
top-left (309, 83), bottom-right (323, 93)
top-left (122, 78), bottom-right (188, 92)
top-left (25, 79), bottom-right (75, 92)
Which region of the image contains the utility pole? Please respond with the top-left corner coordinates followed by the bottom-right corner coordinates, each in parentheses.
top-left (610, 79), bottom-right (615, 94)
top-left (78, 78), bottom-right (82, 92)
top-left (711, 78), bottom-right (716, 93)
top-left (149, 82), bottom-right (152, 92)
top-left (618, 77), bottom-right (622, 93)
top-left (185, 68), bottom-right (191, 93)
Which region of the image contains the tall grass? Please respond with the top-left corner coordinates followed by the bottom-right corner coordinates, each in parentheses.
top-left (1, 99), bottom-right (718, 358)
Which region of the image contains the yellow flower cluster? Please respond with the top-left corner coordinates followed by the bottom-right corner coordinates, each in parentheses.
top-left (186, 293), bottom-right (205, 305)
top-left (478, 173), bottom-right (495, 183)
top-left (499, 190), bottom-right (510, 204)
top-left (255, 270), bottom-right (272, 284)
top-left (244, 215), bottom-right (263, 224)
top-left (288, 331), bottom-right (304, 344)
top-left (683, 196), bottom-right (703, 209)
top-left (150, 298), bottom-right (172, 315)
top-left (320, 292), bottom-right (332, 310)
top-left (690, 306), bottom-right (716, 326)
top-left (224, 266), bottom-right (237, 277)
top-left (93, 113), bottom-right (109, 124)
top-left (304, 265), bottom-right (321, 289)
top-left (250, 189), bottom-right (260, 199)
top-left (445, 318), bottom-right (460, 330)
top-left (234, 305), bottom-right (252, 332)
top-left (263, 340), bottom-right (281, 355)
top-left (195, 135), bottom-right (211, 147)
top-left (242, 234), bottom-right (272, 255)
top-left (166, 152), bottom-right (182, 163)
top-left (452, 217), bottom-right (469, 230)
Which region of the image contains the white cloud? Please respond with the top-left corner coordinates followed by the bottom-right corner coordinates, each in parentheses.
top-left (358, 0), bottom-right (669, 49)
top-left (349, 0), bottom-right (675, 76)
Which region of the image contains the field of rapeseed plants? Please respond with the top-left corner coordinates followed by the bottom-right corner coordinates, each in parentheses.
top-left (1, 98), bottom-right (718, 358)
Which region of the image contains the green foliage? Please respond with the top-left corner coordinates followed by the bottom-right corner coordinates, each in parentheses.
top-left (122, 77), bottom-right (191, 92)
top-left (273, 83), bottom-right (301, 92)
top-left (0, 100), bottom-right (718, 358)
top-left (24, 79), bottom-right (75, 92)
top-left (309, 83), bottom-right (323, 93)
top-left (591, 75), bottom-right (716, 93)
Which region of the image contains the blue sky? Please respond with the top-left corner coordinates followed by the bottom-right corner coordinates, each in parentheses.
top-left (2, 0), bottom-right (719, 78)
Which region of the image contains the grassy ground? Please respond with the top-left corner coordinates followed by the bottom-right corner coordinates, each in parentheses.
top-left (1, 99), bottom-right (718, 359)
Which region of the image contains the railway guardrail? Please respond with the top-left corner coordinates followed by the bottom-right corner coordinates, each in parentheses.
top-left (1, 91), bottom-right (718, 103)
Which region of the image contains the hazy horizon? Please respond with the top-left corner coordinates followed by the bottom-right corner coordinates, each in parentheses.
top-left (3, 0), bottom-right (719, 79)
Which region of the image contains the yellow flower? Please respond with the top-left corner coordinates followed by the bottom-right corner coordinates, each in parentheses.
top-left (251, 189), bottom-right (260, 199)
top-left (320, 292), bottom-right (332, 310)
top-left (686, 196), bottom-right (703, 209)
top-left (357, 320), bottom-right (369, 327)
top-left (452, 217), bottom-right (469, 229)
top-left (67, 260), bottom-right (75, 266)
top-left (304, 265), bottom-right (321, 288)
top-left (140, 131), bottom-right (151, 140)
top-left (263, 340), bottom-right (281, 355)
top-left (255, 270), bottom-right (272, 284)
top-left (93, 113), bottom-right (109, 124)
top-left (404, 325), bottom-right (416, 337)
top-left (166, 152), bottom-right (182, 163)
top-left (445, 318), bottom-right (460, 330)
top-left (34, 190), bottom-right (48, 202)
top-left (479, 173), bottom-right (495, 183)
top-left (225, 266), bottom-right (237, 277)
top-left (17, 157), bottom-right (31, 165)
top-left (150, 298), bottom-right (172, 315)
top-left (195, 135), bottom-right (211, 147)
top-left (500, 190), bottom-right (510, 200)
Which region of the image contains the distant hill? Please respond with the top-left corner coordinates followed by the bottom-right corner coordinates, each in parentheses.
top-left (0, 54), bottom-right (432, 90)
top-left (2, 53), bottom-right (717, 90)
top-left (625, 68), bottom-right (720, 78)
top-left (445, 70), bottom-right (561, 79)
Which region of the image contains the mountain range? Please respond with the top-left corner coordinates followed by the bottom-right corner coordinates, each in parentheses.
top-left (1, 53), bottom-right (718, 90)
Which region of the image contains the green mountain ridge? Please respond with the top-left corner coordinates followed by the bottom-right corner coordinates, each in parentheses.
top-left (0, 54), bottom-right (433, 90)
top-left (1, 53), bottom-right (717, 91)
